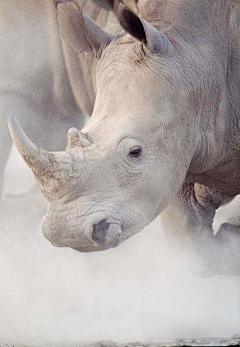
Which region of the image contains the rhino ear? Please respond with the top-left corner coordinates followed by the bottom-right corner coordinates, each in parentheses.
top-left (91, 0), bottom-right (114, 11)
top-left (55, 0), bottom-right (113, 57)
top-left (117, 4), bottom-right (173, 56)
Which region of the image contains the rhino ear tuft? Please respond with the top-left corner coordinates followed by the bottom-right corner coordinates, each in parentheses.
top-left (117, 4), bottom-right (173, 56)
top-left (56, 0), bottom-right (113, 57)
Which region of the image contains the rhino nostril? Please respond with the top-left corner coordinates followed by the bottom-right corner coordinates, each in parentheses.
top-left (92, 219), bottom-right (110, 244)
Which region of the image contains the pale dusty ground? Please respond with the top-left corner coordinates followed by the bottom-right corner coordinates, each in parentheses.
top-left (1, 337), bottom-right (240, 347)
top-left (0, 147), bottom-right (240, 346)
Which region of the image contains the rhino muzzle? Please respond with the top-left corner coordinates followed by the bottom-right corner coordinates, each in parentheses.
top-left (7, 115), bottom-right (123, 252)
top-left (42, 213), bottom-right (122, 252)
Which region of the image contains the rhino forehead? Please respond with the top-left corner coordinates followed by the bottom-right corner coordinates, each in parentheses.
top-left (97, 37), bottom-right (152, 79)
top-left (83, 110), bottom-right (163, 150)
top-left (97, 42), bottom-right (175, 95)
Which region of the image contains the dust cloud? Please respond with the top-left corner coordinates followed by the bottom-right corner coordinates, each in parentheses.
top-left (0, 146), bottom-right (239, 346)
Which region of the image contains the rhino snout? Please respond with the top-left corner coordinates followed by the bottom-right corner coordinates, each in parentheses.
top-left (41, 213), bottom-right (122, 251)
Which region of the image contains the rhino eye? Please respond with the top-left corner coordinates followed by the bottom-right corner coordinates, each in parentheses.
top-left (129, 146), bottom-right (142, 158)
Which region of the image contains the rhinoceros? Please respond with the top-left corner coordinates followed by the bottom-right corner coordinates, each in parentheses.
top-left (0, 0), bottom-right (120, 197)
top-left (8, 0), bottom-right (240, 275)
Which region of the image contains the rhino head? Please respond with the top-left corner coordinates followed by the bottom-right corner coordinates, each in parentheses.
top-left (8, 0), bottom-right (199, 252)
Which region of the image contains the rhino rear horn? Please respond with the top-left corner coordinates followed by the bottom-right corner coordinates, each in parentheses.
top-left (7, 114), bottom-right (55, 177)
top-left (117, 3), bottom-right (173, 56)
top-left (56, 0), bottom-right (113, 57)
top-left (67, 127), bottom-right (92, 148)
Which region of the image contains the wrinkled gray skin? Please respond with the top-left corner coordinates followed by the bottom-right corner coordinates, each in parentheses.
top-left (8, 0), bottom-right (240, 276)
top-left (0, 0), bottom-right (120, 197)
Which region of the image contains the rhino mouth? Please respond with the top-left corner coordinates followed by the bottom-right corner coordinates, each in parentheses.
top-left (72, 223), bottom-right (122, 252)
top-left (42, 213), bottom-right (123, 252)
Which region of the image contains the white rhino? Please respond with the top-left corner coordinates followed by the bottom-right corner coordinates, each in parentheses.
top-left (8, 0), bottom-right (240, 274)
top-left (0, 0), bottom-right (119, 197)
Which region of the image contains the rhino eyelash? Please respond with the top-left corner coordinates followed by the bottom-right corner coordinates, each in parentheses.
top-left (128, 146), bottom-right (142, 158)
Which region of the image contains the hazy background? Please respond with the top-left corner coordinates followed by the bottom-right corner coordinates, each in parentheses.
top-left (0, 146), bottom-right (240, 346)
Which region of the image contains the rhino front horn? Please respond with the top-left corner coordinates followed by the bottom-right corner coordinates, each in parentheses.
top-left (7, 114), bottom-right (55, 177)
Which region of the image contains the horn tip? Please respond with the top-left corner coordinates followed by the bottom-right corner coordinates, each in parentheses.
top-left (7, 113), bottom-right (19, 139)
top-left (7, 112), bottom-right (15, 126)
top-left (7, 113), bottom-right (30, 153)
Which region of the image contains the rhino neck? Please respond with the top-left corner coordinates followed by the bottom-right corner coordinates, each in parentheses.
top-left (137, 0), bottom-right (240, 193)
